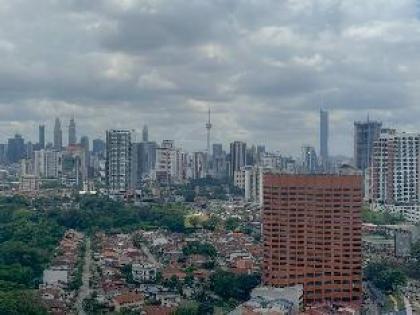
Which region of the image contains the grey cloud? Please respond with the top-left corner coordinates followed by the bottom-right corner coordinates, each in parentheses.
top-left (0, 0), bottom-right (419, 156)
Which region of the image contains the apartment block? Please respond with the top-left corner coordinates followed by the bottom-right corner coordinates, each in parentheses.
top-left (262, 174), bottom-right (363, 306)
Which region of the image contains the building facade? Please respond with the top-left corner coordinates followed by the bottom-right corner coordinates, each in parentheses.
top-left (301, 145), bottom-right (318, 174)
top-left (354, 119), bottom-right (382, 170)
top-left (68, 117), bottom-right (77, 146)
top-left (34, 149), bottom-right (63, 179)
top-left (262, 174), bottom-right (363, 306)
top-left (39, 125), bottom-right (45, 149)
top-left (319, 109), bottom-right (329, 166)
top-left (106, 129), bottom-right (132, 195)
top-left (54, 118), bottom-right (63, 151)
top-left (371, 129), bottom-right (420, 205)
top-left (230, 141), bottom-right (247, 179)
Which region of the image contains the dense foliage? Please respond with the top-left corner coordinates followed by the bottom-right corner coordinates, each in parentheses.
top-left (46, 196), bottom-right (188, 233)
top-left (365, 262), bottom-right (407, 293)
top-left (0, 196), bottom-right (64, 313)
top-left (361, 208), bottom-right (405, 225)
top-left (209, 270), bottom-right (261, 302)
top-left (0, 195), bottom-right (190, 313)
top-left (182, 242), bottom-right (217, 257)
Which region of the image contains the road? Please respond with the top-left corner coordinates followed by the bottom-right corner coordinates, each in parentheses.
top-left (75, 237), bottom-right (91, 315)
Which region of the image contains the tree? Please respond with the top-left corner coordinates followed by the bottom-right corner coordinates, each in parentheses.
top-left (411, 240), bottom-right (420, 261)
top-left (210, 270), bottom-right (261, 302)
top-left (172, 301), bottom-right (200, 315)
top-left (365, 262), bottom-right (407, 293)
top-left (225, 217), bottom-right (240, 231)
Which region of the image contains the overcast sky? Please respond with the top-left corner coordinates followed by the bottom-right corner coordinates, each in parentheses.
top-left (0, 0), bottom-right (419, 156)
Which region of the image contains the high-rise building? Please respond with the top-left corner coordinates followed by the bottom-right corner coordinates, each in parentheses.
top-left (54, 118), bottom-right (63, 150)
top-left (262, 174), bottom-right (363, 306)
top-left (230, 141), bottom-right (247, 179)
top-left (80, 136), bottom-right (89, 152)
top-left (142, 125), bottom-right (149, 142)
top-left (212, 144), bottom-right (223, 158)
top-left (39, 125), bottom-right (45, 149)
top-left (301, 145), bottom-right (318, 174)
top-left (192, 151), bottom-right (206, 179)
top-left (233, 165), bottom-right (264, 205)
top-left (68, 117), bottom-right (77, 146)
top-left (106, 130), bottom-right (133, 195)
top-left (138, 141), bottom-right (157, 178)
top-left (0, 144), bottom-right (6, 164)
top-left (92, 138), bottom-right (106, 156)
top-left (320, 109), bottom-right (329, 165)
top-left (34, 149), bottom-right (63, 178)
top-left (354, 119), bottom-right (382, 170)
top-left (371, 129), bottom-right (420, 205)
top-left (7, 134), bottom-right (25, 164)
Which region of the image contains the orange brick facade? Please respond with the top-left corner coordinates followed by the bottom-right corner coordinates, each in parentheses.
top-left (262, 174), bottom-right (363, 306)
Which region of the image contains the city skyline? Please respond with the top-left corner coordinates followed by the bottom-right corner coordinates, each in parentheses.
top-left (0, 1), bottom-right (419, 155)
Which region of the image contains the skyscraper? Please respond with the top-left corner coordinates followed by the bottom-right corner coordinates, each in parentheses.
top-left (106, 129), bottom-right (132, 195)
top-left (229, 141), bottom-right (246, 179)
top-left (320, 109), bottom-right (329, 165)
top-left (80, 136), bottom-right (89, 152)
top-left (371, 129), bottom-right (420, 206)
top-left (142, 125), bottom-right (149, 143)
top-left (54, 118), bottom-right (63, 150)
top-left (68, 117), bottom-right (77, 146)
top-left (212, 143), bottom-right (223, 158)
top-left (39, 125), bottom-right (45, 149)
top-left (263, 174), bottom-right (363, 306)
top-left (92, 138), bottom-right (106, 156)
top-left (301, 145), bottom-right (318, 174)
top-left (7, 134), bottom-right (25, 164)
top-left (354, 119), bottom-right (382, 170)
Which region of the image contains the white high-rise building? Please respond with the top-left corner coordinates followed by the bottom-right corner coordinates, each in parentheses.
top-left (154, 140), bottom-right (186, 184)
top-left (234, 165), bottom-right (264, 205)
top-left (34, 150), bottom-right (63, 179)
top-left (371, 129), bottom-right (420, 221)
top-left (106, 129), bottom-right (133, 196)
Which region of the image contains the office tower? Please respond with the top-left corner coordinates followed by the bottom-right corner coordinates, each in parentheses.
top-left (301, 145), bottom-right (318, 174)
top-left (80, 136), bottom-right (90, 178)
top-left (0, 144), bottom-right (6, 164)
top-left (372, 129), bottom-right (420, 205)
top-left (246, 145), bottom-right (257, 166)
top-left (68, 117), bottom-right (77, 146)
top-left (106, 129), bottom-right (132, 195)
top-left (192, 151), bottom-right (206, 179)
top-left (257, 145), bottom-right (266, 164)
top-left (263, 174), bottom-right (363, 306)
top-left (354, 119), bottom-right (382, 170)
top-left (155, 140), bottom-right (176, 184)
top-left (34, 149), bottom-right (63, 178)
top-left (7, 134), bottom-right (25, 164)
top-left (80, 136), bottom-right (89, 152)
top-left (233, 165), bottom-right (264, 205)
top-left (212, 143), bottom-right (223, 158)
top-left (138, 141), bottom-right (157, 178)
top-left (39, 125), bottom-right (45, 149)
top-left (320, 109), bottom-right (329, 165)
top-left (54, 118), bottom-right (63, 150)
top-left (142, 125), bottom-right (149, 142)
top-left (92, 138), bottom-right (106, 156)
top-left (26, 141), bottom-right (34, 159)
top-left (230, 141), bottom-right (247, 179)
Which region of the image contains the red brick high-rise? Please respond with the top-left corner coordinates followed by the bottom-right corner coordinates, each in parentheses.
top-left (262, 174), bottom-right (362, 306)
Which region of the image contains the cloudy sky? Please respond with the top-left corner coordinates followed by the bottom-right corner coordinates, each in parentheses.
top-left (0, 0), bottom-right (419, 156)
